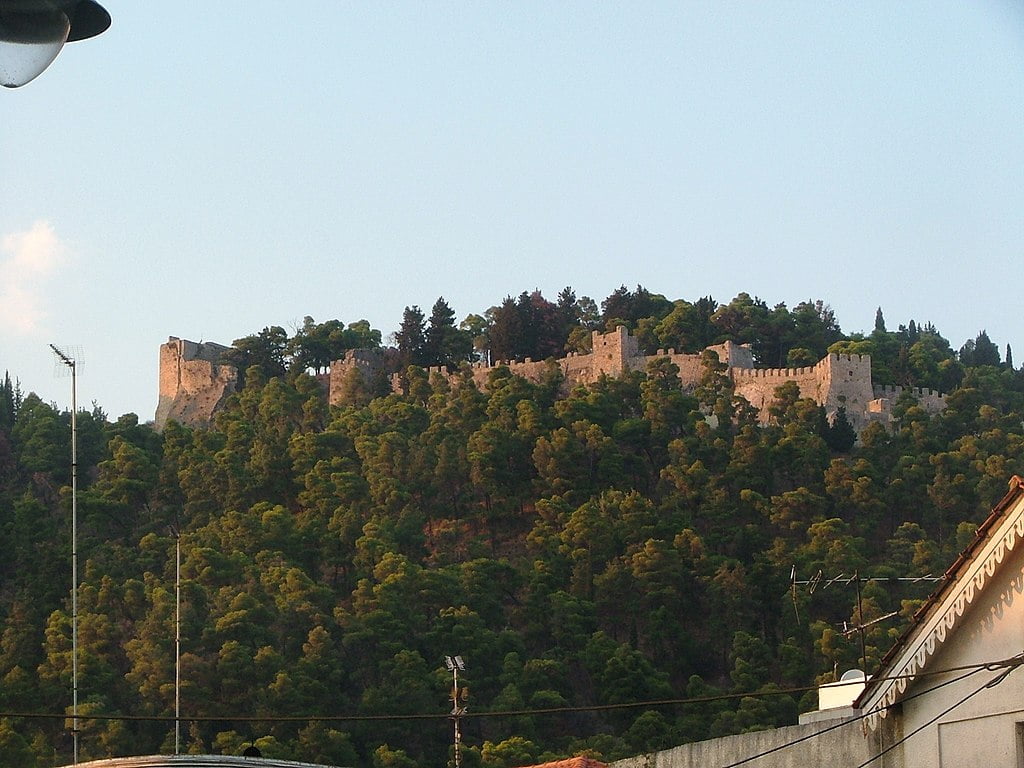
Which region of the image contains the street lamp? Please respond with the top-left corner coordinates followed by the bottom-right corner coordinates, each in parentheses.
top-left (0, 0), bottom-right (110, 88)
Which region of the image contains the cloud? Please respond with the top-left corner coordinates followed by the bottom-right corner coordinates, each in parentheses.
top-left (0, 221), bottom-right (66, 335)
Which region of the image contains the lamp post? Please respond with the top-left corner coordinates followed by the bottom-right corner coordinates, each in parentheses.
top-left (0, 0), bottom-right (110, 87)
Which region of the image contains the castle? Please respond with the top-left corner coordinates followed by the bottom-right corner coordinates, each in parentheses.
top-left (155, 328), bottom-right (946, 431)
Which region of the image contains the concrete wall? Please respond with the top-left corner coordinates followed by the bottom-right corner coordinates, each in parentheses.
top-left (610, 716), bottom-right (874, 768)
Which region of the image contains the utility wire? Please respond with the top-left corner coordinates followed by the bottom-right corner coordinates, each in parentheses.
top-left (717, 651), bottom-right (1024, 768)
top-left (2, 655), bottom-right (1020, 727)
top-left (853, 654), bottom-right (1024, 768)
top-left (718, 660), bottom-right (988, 767)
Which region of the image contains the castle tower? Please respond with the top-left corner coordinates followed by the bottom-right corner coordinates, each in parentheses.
top-left (589, 326), bottom-right (642, 377)
top-left (155, 337), bottom-right (237, 430)
top-left (819, 353), bottom-right (875, 430)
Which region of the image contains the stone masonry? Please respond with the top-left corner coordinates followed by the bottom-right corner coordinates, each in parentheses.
top-left (155, 328), bottom-right (945, 430)
top-left (155, 338), bottom-right (237, 430)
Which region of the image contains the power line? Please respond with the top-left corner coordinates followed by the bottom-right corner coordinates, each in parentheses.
top-left (718, 659), bottom-right (989, 767)
top-left (854, 657), bottom-right (1023, 768)
top-left (1, 655), bottom-right (1019, 727)
top-left (717, 650), bottom-right (1024, 768)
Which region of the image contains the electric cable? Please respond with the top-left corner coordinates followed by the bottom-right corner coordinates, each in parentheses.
top-left (853, 653), bottom-right (1024, 768)
top-left (718, 658), bottom-right (990, 767)
top-left (0, 654), bottom-right (1020, 728)
top-left (716, 650), bottom-right (1024, 768)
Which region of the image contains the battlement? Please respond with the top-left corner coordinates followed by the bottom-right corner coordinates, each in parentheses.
top-left (166, 336), bottom-right (233, 364)
top-left (156, 327), bottom-right (946, 434)
top-left (873, 384), bottom-right (944, 400)
top-left (829, 353), bottom-right (871, 365)
top-left (870, 384), bottom-right (947, 419)
top-left (732, 366), bottom-right (819, 379)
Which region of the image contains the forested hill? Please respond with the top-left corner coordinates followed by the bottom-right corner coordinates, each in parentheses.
top-left (1, 288), bottom-right (1022, 768)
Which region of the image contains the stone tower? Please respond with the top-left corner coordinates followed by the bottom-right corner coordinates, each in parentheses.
top-left (155, 337), bottom-right (237, 430)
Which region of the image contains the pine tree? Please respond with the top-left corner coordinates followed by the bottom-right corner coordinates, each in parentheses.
top-left (394, 306), bottom-right (427, 367)
top-left (972, 330), bottom-right (1001, 367)
top-left (424, 297), bottom-right (456, 367)
top-left (874, 307), bottom-right (886, 333)
top-left (425, 297), bottom-right (472, 368)
top-left (0, 372), bottom-right (15, 432)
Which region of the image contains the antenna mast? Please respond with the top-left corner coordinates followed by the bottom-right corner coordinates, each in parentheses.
top-left (50, 344), bottom-right (79, 767)
top-left (445, 655), bottom-right (467, 768)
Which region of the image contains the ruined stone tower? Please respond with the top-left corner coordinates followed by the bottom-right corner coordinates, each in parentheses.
top-left (155, 338), bottom-right (237, 430)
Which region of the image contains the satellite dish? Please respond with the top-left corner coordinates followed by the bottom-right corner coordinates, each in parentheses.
top-left (840, 669), bottom-right (866, 682)
top-left (242, 745), bottom-right (262, 758)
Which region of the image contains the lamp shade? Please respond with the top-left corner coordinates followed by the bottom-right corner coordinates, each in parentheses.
top-left (0, 0), bottom-right (109, 87)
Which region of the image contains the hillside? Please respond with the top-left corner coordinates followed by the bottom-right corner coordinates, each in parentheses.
top-left (0, 288), bottom-right (1021, 767)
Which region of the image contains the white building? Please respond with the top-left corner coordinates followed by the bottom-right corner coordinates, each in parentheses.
top-left (612, 475), bottom-right (1024, 768)
top-left (857, 473), bottom-right (1024, 767)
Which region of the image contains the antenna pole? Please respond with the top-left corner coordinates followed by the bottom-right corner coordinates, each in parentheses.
top-left (855, 572), bottom-right (868, 675)
top-left (445, 656), bottom-right (466, 768)
top-left (175, 530), bottom-right (181, 755)
top-left (50, 344), bottom-right (78, 767)
top-left (453, 663), bottom-right (461, 768)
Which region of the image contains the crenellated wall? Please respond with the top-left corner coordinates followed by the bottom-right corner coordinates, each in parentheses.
top-left (867, 384), bottom-right (946, 422)
top-left (157, 328), bottom-right (946, 433)
top-left (328, 348), bottom-right (389, 404)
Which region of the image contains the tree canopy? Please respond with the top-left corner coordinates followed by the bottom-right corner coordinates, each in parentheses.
top-left (0, 290), bottom-right (1021, 767)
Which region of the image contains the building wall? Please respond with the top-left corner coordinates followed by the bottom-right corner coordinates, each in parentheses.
top-left (609, 717), bottom-right (873, 768)
top-left (868, 385), bottom-right (947, 425)
top-left (731, 363), bottom-right (826, 420)
top-left (894, 514), bottom-right (1024, 768)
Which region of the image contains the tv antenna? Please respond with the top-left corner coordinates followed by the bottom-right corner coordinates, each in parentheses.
top-left (50, 344), bottom-right (82, 767)
top-left (789, 567), bottom-right (943, 675)
top-left (445, 655), bottom-right (468, 768)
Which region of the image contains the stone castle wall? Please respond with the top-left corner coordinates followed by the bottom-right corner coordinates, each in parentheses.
top-left (731, 362), bottom-right (828, 418)
top-left (156, 328), bottom-right (946, 431)
top-left (867, 384), bottom-right (946, 422)
top-left (155, 338), bottom-right (237, 430)
top-left (727, 353), bottom-right (879, 429)
top-left (328, 348), bottom-right (389, 403)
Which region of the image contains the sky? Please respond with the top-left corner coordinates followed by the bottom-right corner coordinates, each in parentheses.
top-left (2, 2), bottom-right (1023, 421)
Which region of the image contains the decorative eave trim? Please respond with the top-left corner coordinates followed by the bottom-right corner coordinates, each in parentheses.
top-left (860, 477), bottom-right (1024, 730)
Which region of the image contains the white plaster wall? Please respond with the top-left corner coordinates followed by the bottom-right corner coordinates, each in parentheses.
top-left (609, 717), bottom-right (872, 768)
top-left (898, 521), bottom-right (1024, 768)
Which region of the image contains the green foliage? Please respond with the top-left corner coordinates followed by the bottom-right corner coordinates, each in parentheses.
top-left (1, 290), bottom-right (1023, 766)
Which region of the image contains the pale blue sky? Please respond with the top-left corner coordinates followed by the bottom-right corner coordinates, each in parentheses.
top-left (2, 2), bottom-right (1023, 420)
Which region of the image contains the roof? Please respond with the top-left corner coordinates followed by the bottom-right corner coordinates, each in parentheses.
top-left (59, 755), bottom-right (345, 768)
top-left (515, 757), bottom-right (608, 768)
top-left (856, 474), bottom-right (1024, 727)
